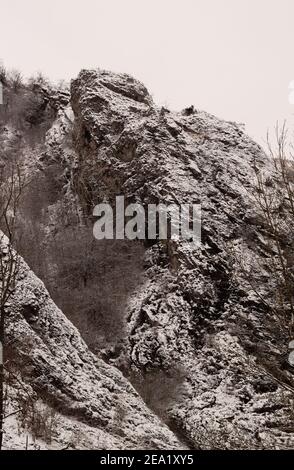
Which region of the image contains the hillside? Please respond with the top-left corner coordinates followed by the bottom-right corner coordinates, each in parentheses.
top-left (0, 69), bottom-right (294, 449)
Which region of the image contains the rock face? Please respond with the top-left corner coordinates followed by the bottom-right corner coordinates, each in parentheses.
top-left (2, 69), bottom-right (294, 449)
top-left (3, 237), bottom-right (182, 450)
top-left (69, 70), bottom-right (294, 449)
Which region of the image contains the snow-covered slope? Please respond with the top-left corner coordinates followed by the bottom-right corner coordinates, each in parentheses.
top-left (2, 69), bottom-right (294, 449)
top-left (69, 69), bottom-right (294, 449)
top-left (3, 236), bottom-right (182, 449)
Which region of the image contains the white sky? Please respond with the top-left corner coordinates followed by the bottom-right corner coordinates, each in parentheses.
top-left (1, 0), bottom-right (294, 146)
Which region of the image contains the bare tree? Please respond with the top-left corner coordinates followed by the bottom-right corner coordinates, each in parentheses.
top-left (0, 62), bottom-right (7, 86)
top-left (7, 70), bottom-right (23, 93)
top-left (251, 124), bottom-right (294, 338)
top-left (0, 162), bottom-right (26, 449)
top-left (230, 122), bottom-right (294, 378)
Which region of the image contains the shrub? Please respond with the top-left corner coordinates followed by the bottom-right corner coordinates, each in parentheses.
top-left (7, 69), bottom-right (23, 92)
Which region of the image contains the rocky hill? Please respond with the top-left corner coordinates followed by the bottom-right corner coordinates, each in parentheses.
top-left (1, 69), bottom-right (294, 449)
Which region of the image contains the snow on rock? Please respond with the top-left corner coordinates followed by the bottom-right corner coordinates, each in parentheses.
top-left (2, 68), bottom-right (294, 450)
top-left (3, 242), bottom-right (182, 450)
top-left (68, 69), bottom-right (294, 449)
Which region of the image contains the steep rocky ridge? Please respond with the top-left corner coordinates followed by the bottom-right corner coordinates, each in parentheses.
top-left (68, 70), bottom-right (294, 449)
top-left (1, 236), bottom-right (182, 449)
top-left (1, 69), bottom-right (294, 449)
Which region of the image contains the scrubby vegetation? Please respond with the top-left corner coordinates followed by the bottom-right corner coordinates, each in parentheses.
top-left (1, 63), bottom-right (145, 354)
top-left (231, 124), bottom-right (294, 401)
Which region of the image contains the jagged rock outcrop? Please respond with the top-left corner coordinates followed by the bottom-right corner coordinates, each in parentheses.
top-left (2, 235), bottom-right (182, 449)
top-left (2, 68), bottom-right (294, 449)
top-left (68, 69), bottom-right (294, 449)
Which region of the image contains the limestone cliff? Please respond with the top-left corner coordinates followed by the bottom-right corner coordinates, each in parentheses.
top-left (1, 69), bottom-right (294, 449)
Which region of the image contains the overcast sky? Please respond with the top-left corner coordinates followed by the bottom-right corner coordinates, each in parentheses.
top-left (1, 0), bottom-right (294, 146)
